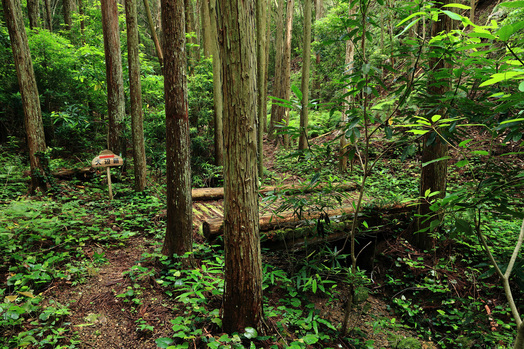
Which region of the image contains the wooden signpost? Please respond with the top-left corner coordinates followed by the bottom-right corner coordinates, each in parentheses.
top-left (91, 150), bottom-right (124, 200)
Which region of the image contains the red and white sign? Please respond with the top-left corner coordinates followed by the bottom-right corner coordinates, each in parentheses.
top-left (91, 150), bottom-right (124, 168)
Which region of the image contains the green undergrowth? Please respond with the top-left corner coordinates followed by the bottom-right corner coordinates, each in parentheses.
top-left (0, 180), bottom-right (165, 348)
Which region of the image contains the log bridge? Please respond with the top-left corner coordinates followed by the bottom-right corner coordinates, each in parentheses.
top-left (192, 183), bottom-right (413, 250)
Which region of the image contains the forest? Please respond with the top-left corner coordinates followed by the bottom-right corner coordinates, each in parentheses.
top-left (0, 0), bottom-right (523, 347)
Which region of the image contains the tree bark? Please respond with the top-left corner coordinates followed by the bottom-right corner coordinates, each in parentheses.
top-left (101, 0), bottom-right (126, 156)
top-left (125, 0), bottom-right (147, 192)
top-left (62, 0), bottom-right (72, 31)
top-left (26, 0), bottom-right (40, 29)
top-left (281, 0), bottom-right (294, 148)
top-left (209, 0), bottom-right (223, 166)
top-left (268, 0), bottom-right (284, 140)
top-left (161, 0), bottom-right (193, 258)
top-left (184, 0), bottom-right (199, 71)
top-left (217, 0), bottom-right (263, 333)
top-left (298, 0), bottom-right (312, 151)
top-left (44, 0), bottom-right (52, 31)
top-left (257, 0), bottom-right (268, 177)
top-left (340, 3), bottom-right (356, 172)
top-left (3, 0), bottom-right (50, 194)
top-left (312, 0), bottom-right (323, 99)
top-left (143, 0), bottom-right (164, 68)
top-left (414, 0), bottom-right (451, 250)
top-left (201, 0), bottom-right (212, 58)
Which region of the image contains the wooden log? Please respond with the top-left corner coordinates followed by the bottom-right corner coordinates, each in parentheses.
top-left (192, 182), bottom-right (358, 201)
top-left (203, 203), bottom-right (410, 241)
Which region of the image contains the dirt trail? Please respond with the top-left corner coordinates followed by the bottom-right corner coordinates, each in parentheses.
top-left (49, 238), bottom-right (174, 348)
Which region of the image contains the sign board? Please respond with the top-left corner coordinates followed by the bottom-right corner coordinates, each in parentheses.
top-left (91, 150), bottom-right (124, 168)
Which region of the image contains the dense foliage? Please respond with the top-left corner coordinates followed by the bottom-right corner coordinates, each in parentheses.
top-left (1, 0), bottom-right (523, 348)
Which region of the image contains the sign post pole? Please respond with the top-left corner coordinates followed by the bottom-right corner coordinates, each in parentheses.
top-left (91, 150), bottom-right (124, 200)
top-left (107, 167), bottom-right (113, 200)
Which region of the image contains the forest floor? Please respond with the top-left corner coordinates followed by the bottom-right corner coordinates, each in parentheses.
top-left (3, 131), bottom-right (521, 348)
top-left (35, 136), bottom-right (435, 349)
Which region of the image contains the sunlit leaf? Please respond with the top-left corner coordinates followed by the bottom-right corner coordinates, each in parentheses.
top-left (422, 156), bottom-right (451, 167)
top-left (18, 291), bottom-right (35, 298)
top-left (442, 10), bottom-right (462, 21)
top-left (500, 1), bottom-right (524, 8)
top-left (431, 114), bottom-right (442, 123)
top-left (479, 71), bottom-right (524, 87)
top-left (443, 3), bottom-right (470, 9)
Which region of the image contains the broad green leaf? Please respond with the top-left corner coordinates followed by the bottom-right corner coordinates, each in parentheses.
top-left (302, 334), bottom-right (320, 345)
top-left (156, 337), bottom-right (174, 348)
top-left (520, 81), bottom-right (524, 91)
top-left (500, 1), bottom-right (524, 8)
top-left (443, 3), bottom-right (470, 9)
top-left (456, 159), bottom-right (469, 167)
top-left (407, 129), bottom-right (429, 135)
top-left (442, 10), bottom-right (462, 21)
top-left (471, 150), bottom-right (489, 156)
top-left (422, 156), bottom-right (451, 167)
top-left (244, 327), bottom-right (258, 339)
top-left (430, 219), bottom-right (441, 231)
top-left (431, 114), bottom-right (442, 123)
top-left (479, 71), bottom-right (524, 87)
top-left (497, 25), bottom-right (514, 41)
top-left (468, 32), bottom-right (496, 40)
top-left (459, 138), bottom-right (473, 148)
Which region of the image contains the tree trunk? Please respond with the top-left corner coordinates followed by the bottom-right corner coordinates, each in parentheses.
top-left (281, 0), bottom-right (294, 148)
top-left (44, 0), bottom-right (52, 31)
top-left (79, 0), bottom-right (85, 42)
top-left (312, 0), bottom-right (323, 99)
top-left (257, 0), bottom-right (268, 177)
top-left (26, 0), bottom-right (40, 29)
top-left (184, 0), bottom-right (198, 71)
top-left (263, 5), bottom-right (271, 133)
top-left (217, 0), bottom-right (263, 333)
top-left (101, 0), bottom-right (126, 156)
top-left (62, 0), bottom-right (72, 30)
top-left (125, 0), bottom-right (147, 192)
top-left (268, 0), bottom-right (284, 141)
top-left (298, 0), bottom-right (312, 151)
top-left (339, 3), bottom-right (355, 172)
top-left (414, 0), bottom-right (451, 251)
top-left (209, 0), bottom-right (223, 166)
top-left (201, 0), bottom-right (212, 58)
top-left (161, 0), bottom-right (193, 258)
top-left (143, 0), bottom-right (164, 68)
top-left (3, 0), bottom-right (50, 194)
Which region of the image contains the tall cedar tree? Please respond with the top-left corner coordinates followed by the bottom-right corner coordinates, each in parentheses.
top-left (298, 0), bottom-right (312, 151)
top-left (257, 0), bottom-right (268, 176)
top-left (2, 0), bottom-right (50, 194)
top-left (414, 0), bottom-right (451, 250)
top-left (125, 0), bottom-right (147, 192)
top-left (101, 0), bottom-right (126, 156)
top-left (217, 0), bottom-right (263, 332)
top-left (161, 0), bottom-right (193, 258)
top-left (208, 0), bottom-right (224, 166)
top-left (268, 0), bottom-right (284, 140)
